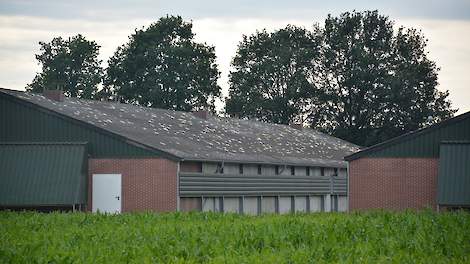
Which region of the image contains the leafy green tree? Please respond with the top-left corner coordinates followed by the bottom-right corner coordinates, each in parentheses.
top-left (104, 16), bottom-right (221, 112)
top-left (27, 34), bottom-right (103, 99)
top-left (310, 10), bottom-right (456, 146)
top-left (226, 25), bottom-right (323, 124)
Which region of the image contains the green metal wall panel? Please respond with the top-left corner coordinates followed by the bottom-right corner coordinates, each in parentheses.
top-left (0, 143), bottom-right (87, 206)
top-left (438, 142), bottom-right (470, 206)
top-left (0, 95), bottom-right (157, 157)
top-left (368, 116), bottom-right (470, 158)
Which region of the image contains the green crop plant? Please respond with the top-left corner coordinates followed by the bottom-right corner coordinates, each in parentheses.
top-left (0, 210), bottom-right (469, 263)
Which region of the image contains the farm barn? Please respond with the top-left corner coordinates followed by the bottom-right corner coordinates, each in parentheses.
top-left (0, 88), bottom-right (358, 214)
top-left (346, 111), bottom-right (470, 211)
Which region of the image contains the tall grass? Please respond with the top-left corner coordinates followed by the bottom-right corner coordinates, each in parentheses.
top-left (1, 210), bottom-right (469, 263)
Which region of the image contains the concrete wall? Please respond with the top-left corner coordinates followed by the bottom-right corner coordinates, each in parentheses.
top-left (279, 197), bottom-right (292, 214)
top-left (324, 194), bottom-right (331, 212)
top-left (242, 164), bottom-right (260, 175)
top-left (349, 158), bottom-right (438, 210)
top-left (224, 197), bottom-right (240, 213)
top-left (201, 197), bottom-right (221, 212)
top-left (295, 196), bottom-right (308, 212)
top-left (261, 197), bottom-right (276, 213)
top-left (309, 196), bottom-right (323, 212)
top-left (310, 167), bottom-right (322, 176)
top-left (88, 158), bottom-right (178, 212)
top-left (338, 196), bottom-right (348, 212)
top-left (244, 197), bottom-right (258, 215)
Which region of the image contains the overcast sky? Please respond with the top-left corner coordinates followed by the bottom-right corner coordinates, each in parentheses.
top-left (1, 0), bottom-right (469, 113)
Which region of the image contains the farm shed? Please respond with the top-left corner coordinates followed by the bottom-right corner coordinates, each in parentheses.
top-left (345, 111), bottom-right (470, 211)
top-left (0, 88), bottom-right (358, 213)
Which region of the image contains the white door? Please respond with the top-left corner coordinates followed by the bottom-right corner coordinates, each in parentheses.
top-left (92, 174), bottom-right (121, 213)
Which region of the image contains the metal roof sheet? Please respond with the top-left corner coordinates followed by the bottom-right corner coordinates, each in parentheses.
top-left (1, 89), bottom-right (359, 167)
top-left (0, 142), bottom-right (87, 206)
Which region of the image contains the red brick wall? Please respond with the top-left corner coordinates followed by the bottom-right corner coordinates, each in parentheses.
top-left (349, 158), bottom-right (438, 211)
top-left (88, 158), bottom-right (178, 212)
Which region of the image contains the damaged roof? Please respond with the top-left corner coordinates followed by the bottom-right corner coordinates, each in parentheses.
top-left (1, 88), bottom-right (359, 167)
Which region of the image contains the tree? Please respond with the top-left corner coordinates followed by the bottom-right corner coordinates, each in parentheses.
top-left (104, 16), bottom-right (221, 112)
top-left (226, 25), bottom-right (323, 124)
top-left (27, 34), bottom-right (103, 99)
top-left (309, 10), bottom-right (456, 146)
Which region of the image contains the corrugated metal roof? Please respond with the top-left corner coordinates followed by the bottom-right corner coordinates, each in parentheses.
top-left (345, 111), bottom-right (470, 160)
top-left (0, 88), bottom-right (359, 167)
top-left (0, 142), bottom-right (87, 206)
top-left (438, 142), bottom-right (470, 206)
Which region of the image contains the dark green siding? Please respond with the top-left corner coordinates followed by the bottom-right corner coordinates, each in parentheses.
top-left (0, 143), bottom-right (87, 206)
top-left (367, 116), bottom-right (470, 158)
top-left (0, 95), bottom-right (158, 158)
top-left (438, 142), bottom-right (470, 206)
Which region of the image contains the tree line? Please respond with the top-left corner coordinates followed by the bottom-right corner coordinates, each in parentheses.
top-left (26, 11), bottom-right (456, 146)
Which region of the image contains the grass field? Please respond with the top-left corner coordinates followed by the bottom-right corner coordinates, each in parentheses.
top-left (1, 211), bottom-right (469, 263)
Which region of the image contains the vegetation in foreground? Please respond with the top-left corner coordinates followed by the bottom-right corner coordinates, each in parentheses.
top-left (0, 211), bottom-right (469, 263)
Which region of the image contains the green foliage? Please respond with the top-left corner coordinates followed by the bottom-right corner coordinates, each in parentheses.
top-left (1, 211), bottom-right (469, 263)
top-left (104, 15), bottom-right (221, 112)
top-left (226, 25), bottom-right (323, 124)
top-left (312, 10), bottom-right (456, 146)
top-left (26, 34), bottom-right (103, 99)
top-left (226, 10), bottom-right (456, 146)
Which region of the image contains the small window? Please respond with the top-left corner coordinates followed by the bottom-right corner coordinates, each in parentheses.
top-left (239, 164), bottom-right (244, 174)
top-left (320, 167), bottom-right (325, 176)
top-left (257, 165), bottom-right (262, 175)
top-left (275, 165), bottom-right (279, 175)
top-left (290, 166), bottom-right (295, 175)
top-left (216, 163), bottom-right (224, 174)
top-left (333, 168), bottom-right (338, 176)
top-left (306, 167), bottom-right (310, 176)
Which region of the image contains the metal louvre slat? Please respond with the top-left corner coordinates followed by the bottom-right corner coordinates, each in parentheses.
top-left (180, 190), bottom-right (347, 196)
top-left (180, 172), bottom-right (344, 181)
top-left (179, 173), bottom-right (347, 196)
top-left (180, 177), bottom-right (332, 184)
top-left (181, 182), bottom-right (330, 188)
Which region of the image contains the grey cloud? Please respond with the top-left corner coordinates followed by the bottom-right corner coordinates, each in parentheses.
top-left (1, 0), bottom-right (469, 21)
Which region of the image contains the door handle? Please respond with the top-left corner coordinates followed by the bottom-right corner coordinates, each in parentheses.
top-left (115, 196), bottom-right (120, 200)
